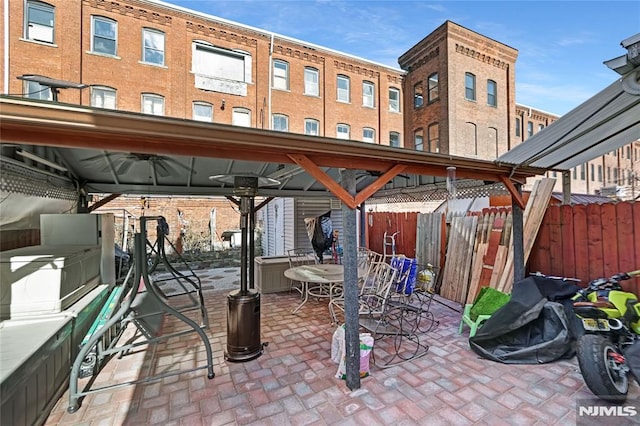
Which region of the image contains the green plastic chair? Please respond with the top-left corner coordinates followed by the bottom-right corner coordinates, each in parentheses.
top-left (458, 304), bottom-right (492, 337)
top-left (458, 287), bottom-right (510, 337)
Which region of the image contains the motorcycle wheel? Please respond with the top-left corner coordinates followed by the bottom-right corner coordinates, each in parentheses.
top-left (576, 334), bottom-right (628, 402)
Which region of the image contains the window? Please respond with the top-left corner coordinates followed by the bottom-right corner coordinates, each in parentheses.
top-left (90, 86), bottom-right (116, 109)
top-left (414, 129), bottom-right (424, 151)
top-left (389, 132), bottom-right (400, 147)
top-left (590, 164), bottom-right (595, 182)
top-left (304, 67), bottom-right (319, 96)
top-left (142, 28), bottom-right (165, 66)
top-left (598, 165), bottom-right (603, 182)
top-left (465, 72), bottom-right (476, 101)
top-left (25, 1), bottom-right (54, 43)
top-left (272, 114), bottom-right (289, 132)
top-left (428, 73), bottom-right (439, 102)
top-left (193, 102), bottom-right (213, 122)
top-left (389, 87), bottom-right (400, 112)
top-left (337, 75), bottom-right (350, 102)
top-left (428, 123), bottom-right (439, 153)
top-left (527, 121), bottom-right (533, 137)
top-left (232, 108), bottom-right (251, 127)
top-left (141, 94), bottom-right (164, 116)
top-left (538, 124), bottom-right (544, 132)
top-left (362, 81), bottom-right (374, 108)
top-left (304, 119), bottom-right (319, 136)
top-left (273, 59), bottom-right (289, 90)
top-left (580, 164), bottom-right (586, 180)
top-left (607, 166), bottom-right (611, 183)
top-left (91, 16), bottom-right (117, 56)
top-left (192, 41), bottom-right (252, 95)
top-left (336, 124), bottom-right (350, 140)
top-left (24, 80), bottom-right (52, 100)
top-left (515, 117), bottom-right (521, 137)
top-left (362, 127), bottom-right (375, 143)
top-left (487, 80), bottom-right (497, 107)
top-left (572, 167), bottom-right (577, 179)
top-left (414, 82), bottom-right (423, 108)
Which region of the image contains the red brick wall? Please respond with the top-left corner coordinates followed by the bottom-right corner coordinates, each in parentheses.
top-left (5, 0), bottom-right (404, 144)
top-left (92, 195), bottom-right (241, 251)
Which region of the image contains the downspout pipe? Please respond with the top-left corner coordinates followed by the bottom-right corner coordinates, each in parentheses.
top-left (3, 0), bottom-right (9, 94)
top-left (268, 33), bottom-right (274, 130)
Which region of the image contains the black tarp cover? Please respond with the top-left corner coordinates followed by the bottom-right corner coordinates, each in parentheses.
top-left (469, 275), bottom-right (582, 364)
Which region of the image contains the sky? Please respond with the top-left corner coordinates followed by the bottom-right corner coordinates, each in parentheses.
top-left (166, 0), bottom-right (639, 116)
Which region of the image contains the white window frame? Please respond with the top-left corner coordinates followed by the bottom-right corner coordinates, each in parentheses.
top-left (192, 41), bottom-right (252, 83)
top-left (304, 67), bottom-right (319, 96)
top-left (362, 127), bottom-right (375, 143)
top-left (193, 101), bottom-right (213, 122)
top-left (336, 124), bottom-right (350, 140)
top-left (90, 86), bottom-right (116, 109)
top-left (272, 114), bottom-right (289, 132)
top-left (389, 87), bottom-right (400, 112)
top-left (232, 107), bottom-right (251, 127)
top-left (273, 59), bottom-right (289, 90)
top-left (91, 16), bottom-right (117, 56)
top-left (142, 28), bottom-right (165, 66)
top-left (304, 119), bottom-right (319, 136)
top-left (25, 0), bottom-right (55, 43)
top-left (141, 93), bottom-right (164, 116)
top-left (337, 75), bottom-right (350, 103)
top-left (24, 80), bottom-right (52, 100)
top-left (362, 81), bottom-right (374, 108)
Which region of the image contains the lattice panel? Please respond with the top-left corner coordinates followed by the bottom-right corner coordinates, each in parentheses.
top-left (1, 161), bottom-right (77, 200)
top-left (368, 181), bottom-right (509, 204)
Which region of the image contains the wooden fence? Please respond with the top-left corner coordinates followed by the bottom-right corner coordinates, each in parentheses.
top-left (528, 201), bottom-right (640, 295)
top-left (367, 212), bottom-right (418, 259)
top-left (367, 200), bottom-right (640, 298)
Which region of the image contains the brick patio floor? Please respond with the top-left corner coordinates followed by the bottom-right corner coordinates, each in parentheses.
top-left (44, 285), bottom-right (640, 425)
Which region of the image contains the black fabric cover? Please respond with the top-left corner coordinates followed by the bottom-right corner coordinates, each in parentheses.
top-left (311, 211), bottom-right (333, 263)
top-left (469, 275), bottom-right (582, 364)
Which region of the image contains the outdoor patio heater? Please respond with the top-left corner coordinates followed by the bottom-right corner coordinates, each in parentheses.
top-left (210, 174), bottom-right (279, 362)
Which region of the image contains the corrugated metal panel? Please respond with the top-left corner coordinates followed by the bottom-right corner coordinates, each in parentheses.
top-left (497, 78), bottom-right (640, 170)
top-left (291, 198), bottom-right (344, 250)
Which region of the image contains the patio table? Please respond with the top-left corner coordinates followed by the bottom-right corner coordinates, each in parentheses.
top-left (284, 264), bottom-right (363, 314)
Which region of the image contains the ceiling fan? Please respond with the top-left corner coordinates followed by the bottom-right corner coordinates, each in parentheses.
top-left (81, 152), bottom-right (195, 178)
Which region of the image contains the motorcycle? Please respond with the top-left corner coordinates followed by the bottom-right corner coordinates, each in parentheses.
top-left (572, 270), bottom-right (640, 402)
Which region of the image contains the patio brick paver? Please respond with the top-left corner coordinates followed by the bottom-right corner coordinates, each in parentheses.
top-left (43, 282), bottom-right (640, 425)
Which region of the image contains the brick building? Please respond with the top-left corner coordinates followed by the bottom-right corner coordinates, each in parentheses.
top-left (2, 0), bottom-right (638, 248)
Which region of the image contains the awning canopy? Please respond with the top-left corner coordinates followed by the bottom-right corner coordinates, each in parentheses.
top-left (498, 34), bottom-right (640, 172)
top-left (0, 96), bottom-right (540, 209)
